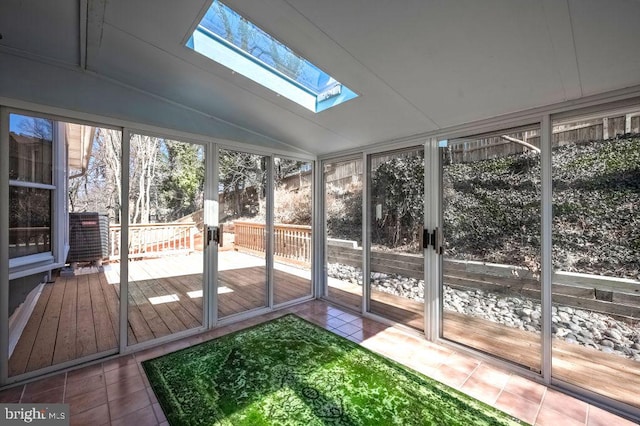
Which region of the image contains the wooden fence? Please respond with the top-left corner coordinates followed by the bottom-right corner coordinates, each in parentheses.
top-left (234, 221), bottom-right (311, 266)
top-left (109, 222), bottom-right (196, 260)
top-left (448, 112), bottom-right (640, 164)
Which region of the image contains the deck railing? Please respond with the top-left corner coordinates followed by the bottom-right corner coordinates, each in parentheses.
top-left (234, 221), bottom-right (311, 265)
top-left (109, 222), bottom-right (197, 260)
top-left (9, 227), bottom-right (51, 258)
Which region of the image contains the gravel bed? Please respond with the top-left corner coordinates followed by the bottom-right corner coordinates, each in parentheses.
top-left (328, 263), bottom-right (640, 361)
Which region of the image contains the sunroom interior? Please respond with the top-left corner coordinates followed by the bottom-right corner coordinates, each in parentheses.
top-left (1, 0), bottom-right (639, 423)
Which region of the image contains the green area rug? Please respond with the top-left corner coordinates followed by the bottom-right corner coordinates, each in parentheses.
top-left (143, 314), bottom-right (527, 425)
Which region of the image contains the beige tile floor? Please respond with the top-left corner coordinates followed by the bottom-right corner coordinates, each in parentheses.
top-left (0, 300), bottom-right (636, 426)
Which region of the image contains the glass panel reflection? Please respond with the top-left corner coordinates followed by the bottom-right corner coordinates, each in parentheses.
top-left (551, 107), bottom-right (640, 409)
top-left (324, 158), bottom-right (363, 310)
top-left (9, 186), bottom-right (51, 258)
top-left (273, 158), bottom-right (313, 305)
top-left (9, 114), bottom-right (53, 184)
top-left (441, 125), bottom-right (542, 371)
top-left (368, 148), bottom-right (424, 330)
top-left (218, 149), bottom-right (268, 318)
top-left (8, 123), bottom-right (122, 377)
top-left (127, 134), bottom-right (205, 345)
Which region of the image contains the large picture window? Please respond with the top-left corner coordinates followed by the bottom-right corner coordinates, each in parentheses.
top-left (8, 114), bottom-right (54, 259)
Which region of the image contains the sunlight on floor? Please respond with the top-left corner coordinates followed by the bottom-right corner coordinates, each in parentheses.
top-left (187, 290), bottom-right (203, 298)
top-left (148, 294), bottom-right (179, 305)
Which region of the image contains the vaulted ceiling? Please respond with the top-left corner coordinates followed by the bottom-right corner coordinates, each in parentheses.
top-left (1, 0), bottom-right (640, 155)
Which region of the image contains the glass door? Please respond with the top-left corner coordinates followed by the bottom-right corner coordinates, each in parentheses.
top-left (7, 113), bottom-right (122, 377)
top-left (439, 124), bottom-right (542, 372)
top-left (125, 133), bottom-right (205, 345)
top-left (367, 147), bottom-right (425, 330)
top-left (217, 149), bottom-right (269, 318)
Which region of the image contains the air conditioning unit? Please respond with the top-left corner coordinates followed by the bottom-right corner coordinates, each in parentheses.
top-left (67, 213), bottom-right (109, 265)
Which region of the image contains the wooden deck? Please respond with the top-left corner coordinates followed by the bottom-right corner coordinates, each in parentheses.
top-left (10, 255), bottom-right (638, 409)
top-left (9, 254), bottom-right (311, 377)
top-left (326, 282), bottom-right (639, 409)
top-left (9, 271), bottom-right (120, 377)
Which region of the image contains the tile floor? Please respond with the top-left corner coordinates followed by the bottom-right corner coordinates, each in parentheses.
top-left (0, 300), bottom-right (636, 426)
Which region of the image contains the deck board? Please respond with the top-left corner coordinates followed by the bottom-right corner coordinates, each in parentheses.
top-left (9, 283), bottom-right (53, 376)
top-left (26, 276), bottom-right (66, 372)
top-left (155, 277), bottom-right (202, 330)
top-left (128, 279), bottom-right (172, 339)
top-left (219, 267), bottom-right (267, 315)
top-left (126, 302), bottom-right (154, 345)
top-left (52, 276), bottom-right (77, 365)
top-left (89, 273), bottom-right (117, 352)
top-left (97, 272), bottom-right (120, 344)
top-left (138, 278), bottom-right (186, 335)
top-left (442, 312), bottom-right (542, 371)
top-left (75, 274), bottom-right (98, 358)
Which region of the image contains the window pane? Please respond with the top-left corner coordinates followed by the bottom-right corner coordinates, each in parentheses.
top-left (324, 157), bottom-right (363, 310)
top-left (441, 125), bottom-right (542, 371)
top-left (218, 149), bottom-right (268, 318)
top-left (369, 148), bottom-right (424, 331)
top-left (8, 125), bottom-right (124, 377)
top-left (273, 158), bottom-right (313, 305)
top-left (9, 114), bottom-right (53, 185)
top-left (126, 134), bottom-right (205, 345)
top-left (551, 107), bottom-right (640, 409)
top-left (9, 186), bottom-right (51, 258)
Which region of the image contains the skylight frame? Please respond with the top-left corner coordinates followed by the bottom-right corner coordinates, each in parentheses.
top-left (187, 0), bottom-right (358, 113)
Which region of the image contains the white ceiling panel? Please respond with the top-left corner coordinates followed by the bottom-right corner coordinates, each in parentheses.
top-left (91, 0), bottom-right (438, 153)
top-left (284, 0), bottom-right (573, 128)
top-left (569, 0), bottom-right (640, 96)
top-left (102, 0), bottom-right (208, 47)
top-left (0, 0), bottom-right (79, 65)
top-left (89, 23), bottom-right (356, 154)
top-left (2, 0), bottom-right (640, 155)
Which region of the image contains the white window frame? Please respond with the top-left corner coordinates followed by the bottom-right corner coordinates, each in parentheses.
top-left (7, 112), bottom-right (67, 280)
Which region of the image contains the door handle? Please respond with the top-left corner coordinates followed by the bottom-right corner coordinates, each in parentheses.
top-left (422, 228), bottom-right (430, 249)
top-left (430, 228), bottom-right (436, 250)
top-left (431, 227), bottom-right (443, 255)
top-left (424, 227), bottom-right (443, 255)
top-left (207, 225), bottom-right (223, 247)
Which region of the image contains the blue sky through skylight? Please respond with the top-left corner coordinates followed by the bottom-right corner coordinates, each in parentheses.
top-left (187, 0), bottom-right (357, 112)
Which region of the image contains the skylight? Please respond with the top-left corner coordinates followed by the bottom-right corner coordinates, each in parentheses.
top-left (187, 0), bottom-right (357, 113)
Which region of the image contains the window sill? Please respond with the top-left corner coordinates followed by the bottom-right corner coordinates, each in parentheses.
top-left (9, 253), bottom-right (59, 280)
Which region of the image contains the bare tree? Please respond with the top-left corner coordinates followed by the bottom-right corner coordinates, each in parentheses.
top-left (129, 134), bottom-right (160, 224)
top-left (17, 116), bottom-right (53, 140)
top-left (67, 128), bottom-right (123, 224)
top-left (219, 150), bottom-right (266, 219)
top-left (101, 129), bottom-right (123, 223)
